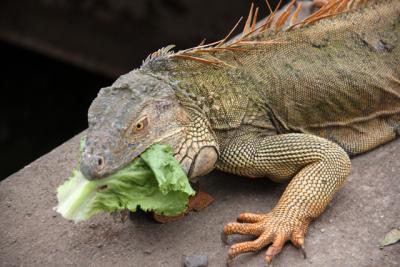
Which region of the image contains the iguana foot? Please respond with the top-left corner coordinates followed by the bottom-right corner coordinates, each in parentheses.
top-left (222, 211), bottom-right (309, 264)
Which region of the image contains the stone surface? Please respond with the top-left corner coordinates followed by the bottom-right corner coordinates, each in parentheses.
top-left (0, 132), bottom-right (399, 267)
top-left (183, 254), bottom-right (208, 267)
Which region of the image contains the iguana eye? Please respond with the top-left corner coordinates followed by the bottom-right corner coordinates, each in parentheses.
top-left (136, 122), bottom-right (144, 130)
top-left (133, 117), bottom-right (148, 133)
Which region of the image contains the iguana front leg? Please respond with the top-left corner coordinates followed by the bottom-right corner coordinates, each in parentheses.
top-left (217, 133), bottom-right (350, 264)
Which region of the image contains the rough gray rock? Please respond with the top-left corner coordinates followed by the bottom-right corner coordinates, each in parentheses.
top-left (0, 132), bottom-right (399, 266)
top-left (183, 254), bottom-right (208, 267)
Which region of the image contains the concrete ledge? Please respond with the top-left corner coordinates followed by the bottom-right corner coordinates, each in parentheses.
top-left (0, 132), bottom-right (399, 266)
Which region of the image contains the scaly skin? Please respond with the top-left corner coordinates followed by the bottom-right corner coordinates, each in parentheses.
top-left (218, 132), bottom-right (350, 263)
top-left (81, 0), bottom-right (400, 264)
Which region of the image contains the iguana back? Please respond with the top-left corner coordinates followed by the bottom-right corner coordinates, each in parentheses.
top-left (256, 0), bottom-right (400, 155)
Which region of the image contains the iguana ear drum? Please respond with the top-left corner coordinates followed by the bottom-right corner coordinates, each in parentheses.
top-left (189, 146), bottom-right (218, 179)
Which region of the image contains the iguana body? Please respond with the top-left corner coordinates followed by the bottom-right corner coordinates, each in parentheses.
top-left (81, 0), bottom-right (400, 264)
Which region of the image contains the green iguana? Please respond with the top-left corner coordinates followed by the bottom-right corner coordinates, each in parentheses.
top-left (79, 0), bottom-right (400, 264)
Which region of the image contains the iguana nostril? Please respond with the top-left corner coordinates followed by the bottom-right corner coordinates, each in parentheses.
top-left (97, 157), bottom-right (103, 167)
top-left (80, 154), bottom-right (106, 179)
top-left (92, 156), bottom-right (105, 172)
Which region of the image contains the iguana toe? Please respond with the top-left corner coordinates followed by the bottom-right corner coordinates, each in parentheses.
top-left (237, 212), bottom-right (267, 223)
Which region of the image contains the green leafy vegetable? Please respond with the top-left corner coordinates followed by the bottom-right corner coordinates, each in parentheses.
top-left (380, 228), bottom-right (400, 248)
top-left (56, 143), bottom-right (195, 223)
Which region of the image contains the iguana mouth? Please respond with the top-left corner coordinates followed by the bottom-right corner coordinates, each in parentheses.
top-left (81, 134), bottom-right (149, 179)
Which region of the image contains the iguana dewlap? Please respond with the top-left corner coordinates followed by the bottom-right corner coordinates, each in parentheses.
top-left (80, 0), bottom-right (400, 264)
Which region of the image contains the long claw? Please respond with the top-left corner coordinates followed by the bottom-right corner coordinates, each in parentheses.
top-left (226, 256), bottom-right (233, 267)
top-left (265, 234), bottom-right (285, 264)
top-left (221, 231), bottom-right (228, 245)
top-left (300, 244), bottom-right (307, 259)
top-left (290, 228), bottom-right (307, 259)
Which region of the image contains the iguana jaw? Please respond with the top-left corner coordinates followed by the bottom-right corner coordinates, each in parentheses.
top-left (80, 69), bottom-right (219, 180)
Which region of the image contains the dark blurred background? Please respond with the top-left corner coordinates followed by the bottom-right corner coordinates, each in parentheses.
top-left (0, 0), bottom-right (286, 180)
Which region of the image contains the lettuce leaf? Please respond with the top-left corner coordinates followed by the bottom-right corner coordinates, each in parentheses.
top-left (55, 143), bottom-right (195, 223)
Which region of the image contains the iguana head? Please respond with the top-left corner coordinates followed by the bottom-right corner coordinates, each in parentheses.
top-left (80, 70), bottom-right (218, 180)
